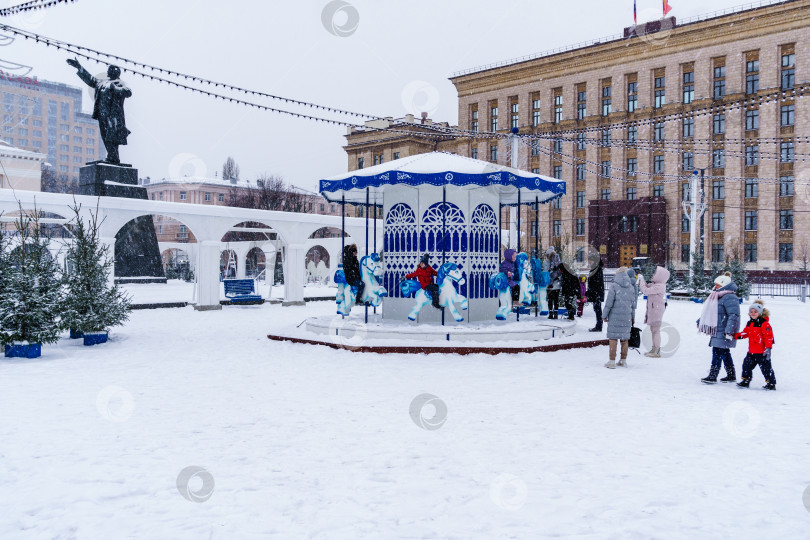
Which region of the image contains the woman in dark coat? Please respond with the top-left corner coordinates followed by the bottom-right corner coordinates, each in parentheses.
top-left (343, 244), bottom-right (363, 300)
top-left (587, 257), bottom-right (605, 332)
top-left (697, 272), bottom-right (740, 384)
top-left (558, 263), bottom-right (580, 321)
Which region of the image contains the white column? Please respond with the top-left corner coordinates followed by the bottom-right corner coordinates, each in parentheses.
top-left (100, 236), bottom-right (117, 289)
top-left (195, 240), bottom-right (223, 311)
top-left (236, 245), bottom-right (249, 279)
top-left (282, 243), bottom-right (307, 306)
top-left (263, 249), bottom-right (277, 283)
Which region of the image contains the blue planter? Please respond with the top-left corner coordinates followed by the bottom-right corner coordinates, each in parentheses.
top-left (83, 332), bottom-right (108, 346)
top-left (691, 297), bottom-right (705, 303)
top-left (69, 329), bottom-right (83, 339)
top-left (4, 343), bottom-right (42, 358)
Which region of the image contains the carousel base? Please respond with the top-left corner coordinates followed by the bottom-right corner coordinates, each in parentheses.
top-left (266, 313), bottom-right (603, 355)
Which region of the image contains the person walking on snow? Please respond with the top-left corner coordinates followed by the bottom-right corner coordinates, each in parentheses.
top-left (587, 255), bottom-right (605, 332)
top-left (697, 271), bottom-right (740, 384)
top-left (602, 267), bottom-right (637, 369)
top-left (735, 300), bottom-right (776, 390)
top-left (637, 265), bottom-right (670, 358)
top-left (545, 247), bottom-right (562, 319)
top-left (405, 254), bottom-right (440, 309)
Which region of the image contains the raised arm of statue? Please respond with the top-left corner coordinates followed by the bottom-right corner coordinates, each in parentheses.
top-left (66, 57), bottom-right (97, 89)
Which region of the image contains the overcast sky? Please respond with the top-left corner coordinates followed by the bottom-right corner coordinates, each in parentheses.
top-left (1, 0), bottom-right (762, 191)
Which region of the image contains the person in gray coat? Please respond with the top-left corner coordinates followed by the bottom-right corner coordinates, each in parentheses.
top-left (697, 272), bottom-right (740, 384)
top-left (602, 267), bottom-right (637, 369)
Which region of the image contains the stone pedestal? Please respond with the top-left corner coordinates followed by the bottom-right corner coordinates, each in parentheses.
top-left (80, 161), bottom-right (166, 283)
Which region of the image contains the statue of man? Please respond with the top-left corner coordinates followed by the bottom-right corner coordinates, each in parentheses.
top-left (67, 58), bottom-right (131, 164)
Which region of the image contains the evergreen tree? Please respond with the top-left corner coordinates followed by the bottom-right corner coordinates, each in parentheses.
top-left (62, 205), bottom-right (130, 335)
top-left (0, 209), bottom-right (64, 347)
top-left (689, 250), bottom-right (709, 297)
top-left (641, 260), bottom-right (657, 282)
top-left (724, 255), bottom-right (751, 299)
top-left (665, 261), bottom-right (680, 292)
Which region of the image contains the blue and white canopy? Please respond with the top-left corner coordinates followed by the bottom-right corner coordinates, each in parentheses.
top-left (319, 152), bottom-right (565, 205)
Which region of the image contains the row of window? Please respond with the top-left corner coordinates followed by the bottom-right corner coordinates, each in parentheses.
top-left (357, 152), bottom-right (401, 169)
top-left (699, 209), bottom-right (794, 232)
top-left (702, 243), bottom-right (795, 263)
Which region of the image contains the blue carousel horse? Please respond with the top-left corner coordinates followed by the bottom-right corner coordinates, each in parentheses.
top-left (400, 262), bottom-right (468, 322)
top-left (334, 264), bottom-right (354, 316)
top-left (515, 252), bottom-right (535, 306)
top-left (488, 272), bottom-right (512, 321)
top-left (358, 253), bottom-right (387, 307)
top-left (531, 257), bottom-right (550, 314)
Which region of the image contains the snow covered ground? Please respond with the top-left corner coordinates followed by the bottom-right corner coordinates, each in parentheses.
top-left (1, 295), bottom-right (809, 539)
top-left (120, 280), bottom-right (337, 305)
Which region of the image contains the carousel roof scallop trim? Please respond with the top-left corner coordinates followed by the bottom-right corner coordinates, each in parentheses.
top-left (318, 152), bottom-right (566, 206)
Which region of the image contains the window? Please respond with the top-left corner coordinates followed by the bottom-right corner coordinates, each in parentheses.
top-left (627, 81), bottom-right (638, 112)
top-left (531, 140), bottom-right (540, 156)
top-left (654, 122), bottom-right (664, 141)
top-left (576, 132), bottom-right (586, 150)
top-left (712, 244), bottom-right (725, 263)
top-left (204, 192), bottom-right (211, 202)
top-left (576, 91), bottom-right (586, 120)
top-left (654, 76), bottom-right (665, 108)
top-left (553, 219), bottom-right (561, 237)
top-left (576, 218), bottom-right (586, 236)
top-left (781, 105), bottom-right (795, 127)
top-left (745, 146), bottom-right (759, 166)
top-left (60, 102), bottom-right (69, 122)
top-left (73, 156), bottom-right (82, 163)
top-left (627, 158), bottom-right (637, 177)
top-left (780, 209), bottom-right (793, 230)
top-left (713, 113), bottom-right (725, 134)
top-left (159, 192), bottom-right (164, 201)
top-left (179, 225), bottom-right (186, 234)
top-left (87, 148), bottom-right (94, 156)
top-left (490, 105), bottom-right (499, 131)
top-left (576, 191), bottom-right (585, 208)
top-left (602, 86), bottom-right (612, 116)
top-left (60, 144), bottom-right (69, 152)
top-left (73, 146), bottom-right (81, 153)
top-left (471, 110), bottom-right (478, 132)
top-left (32, 140), bottom-right (42, 148)
top-left (601, 160), bottom-right (610, 178)
top-left (60, 134), bottom-right (69, 142)
top-left (653, 154), bottom-right (665, 174)
top-left (600, 129), bottom-right (611, 146)
top-left (712, 212), bottom-right (725, 232)
top-left (744, 243), bottom-right (757, 263)
top-left (683, 72), bottom-right (694, 103)
top-left (576, 163), bottom-right (586, 181)
top-left (552, 197), bottom-right (561, 210)
top-left (626, 187), bottom-right (637, 200)
top-left (601, 189), bottom-right (610, 200)
top-left (713, 180), bottom-right (725, 200)
top-left (713, 65), bottom-right (726, 99)
top-left (781, 53), bottom-right (795, 90)
top-left (712, 150), bottom-right (725, 169)
top-left (553, 165), bottom-right (562, 179)
top-left (627, 124), bottom-right (637, 145)
top-left (682, 117), bottom-right (694, 138)
top-left (553, 138), bottom-right (562, 154)
top-left (531, 168), bottom-right (539, 174)
top-left (745, 109), bottom-right (759, 131)
top-left (471, 148), bottom-right (478, 159)
top-left (393, 152), bottom-right (400, 160)
top-left (779, 243), bottom-right (793, 262)
top-left (781, 141), bottom-right (794, 162)
top-left (681, 244), bottom-right (690, 263)
top-left (746, 61), bottom-right (760, 94)
top-left (320, 204), bottom-right (325, 212)
top-left (531, 221), bottom-right (538, 238)
top-left (745, 178), bottom-right (758, 198)
top-left (17, 139), bottom-right (27, 146)
top-left (510, 103), bottom-right (519, 129)
top-left (17, 128), bottom-right (27, 136)
top-left (745, 210), bottom-right (758, 231)
top-left (59, 165), bottom-right (68, 173)
top-left (60, 124), bottom-right (69, 132)
top-left (532, 99), bottom-right (541, 127)
top-left (490, 145), bottom-right (498, 161)
top-left (219, 193), bottom-right (225, 202)
top-left (32, 118), bottom-right (42, 127)
top-left (179, 191), bottom-right (187, 201)
top-left (681, 183), bottom-right (691, 201)
top-left (554, 95), bottom-right (563, 124)
top-left (653, 184), bottom-right (664, 197)
top-left (357, 157), bottom-right (364, 169)
top-left (780, 175), bottom-right (794, 196)
top-left (682, 152), bottom-right (694, 171)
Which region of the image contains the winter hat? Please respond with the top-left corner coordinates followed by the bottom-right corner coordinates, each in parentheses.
top-left (749, 302), bottom-right (765, 316)
top-left (714, 271), bottom-right (732, 288)
top-left (545, 247), bottom-right (556, 255)
top-left (420, 253), bottom-right (430, 265)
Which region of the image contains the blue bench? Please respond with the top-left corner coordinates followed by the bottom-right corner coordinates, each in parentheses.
top-left (223, 279), bottom-right (263, 305)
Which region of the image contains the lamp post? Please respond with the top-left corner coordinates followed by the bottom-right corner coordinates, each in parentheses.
top-left (683, 170), bottom-right (707, 282)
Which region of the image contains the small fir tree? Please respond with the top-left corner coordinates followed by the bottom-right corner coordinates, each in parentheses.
top-left (724, 256), bottom-right (751, 299)
top-left (0, 209), bottom-right (64, 347)
top-left (689, 250), bottom-right (709, 297)
top-left (61, 205), bottom-right (130, 335)
top-left (665, 261), bottom-right (680, 292)
top-left (641, 260), bottom-right (657, 282)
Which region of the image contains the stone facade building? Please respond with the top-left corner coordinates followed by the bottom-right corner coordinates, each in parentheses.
top-left (344, 0), bottom-right (810, 272)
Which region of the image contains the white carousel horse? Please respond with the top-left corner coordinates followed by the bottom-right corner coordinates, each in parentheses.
top-left (358, 253), bottom-right (387, 307)
top-left (531, 257), bottom-right (550, 314)
top-left (334, 264), bottom-right (355, 316)
top-left (515, 252), bottom-right (535, 306)
top-left (400, 262), bottom-right (468, 322)
top-left (488, 272), bottom-right (512, 321)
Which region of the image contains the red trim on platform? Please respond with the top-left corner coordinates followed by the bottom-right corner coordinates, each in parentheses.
top-left (267, 334), bottom-right (608, 355)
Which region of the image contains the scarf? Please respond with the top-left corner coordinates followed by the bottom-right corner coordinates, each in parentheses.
top-left (698, 289), bottom-right (732, 336)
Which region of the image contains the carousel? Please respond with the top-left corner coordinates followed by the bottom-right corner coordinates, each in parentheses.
top-left (273, 150), bottom-right (586, 353)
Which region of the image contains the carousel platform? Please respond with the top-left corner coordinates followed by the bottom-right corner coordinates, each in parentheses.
top-left (267, 313), bottom-right (605, 355)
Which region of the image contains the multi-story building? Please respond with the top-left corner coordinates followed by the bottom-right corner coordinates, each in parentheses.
top-left (0, 139), bottom-right (46, 191)
top-left (0, 77), bottom-right (104, 189)
top-left (344, 0), bottom-right (810, 273)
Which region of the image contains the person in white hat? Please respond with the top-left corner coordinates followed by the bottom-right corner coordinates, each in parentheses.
top-left (696, 271), bottom-right (741, 384)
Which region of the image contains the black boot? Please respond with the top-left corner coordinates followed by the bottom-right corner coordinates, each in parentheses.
top-left (736, 379), bottom-right (750, 388)
top-left (589, 326), bottom-right (602, 332)
top-left (763, 381), bottom-right (776, 390)
top-left (701, 376), bottom-right (718, 384)
top-left (720, 374), bottom-right (737, 383)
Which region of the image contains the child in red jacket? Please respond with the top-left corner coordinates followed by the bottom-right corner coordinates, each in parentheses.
top-left (405, 254), bottom-right (440, 309)
top-left (734, 300), bottom-right (776, 390)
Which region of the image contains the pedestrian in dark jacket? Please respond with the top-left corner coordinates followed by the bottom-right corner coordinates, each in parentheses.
top-left (343, 244), bottom-right (363, 300)
top-left (559, 263), bottom-right (580, 321)
top-left (697, 271), bottom-right (740, 384)
top-left (500, 248), bottom-right (519, 301)
top-left (588, 257), bottom-right (605, 332)
top-left (405, 253), bottom-right (441, 309)
top-left (735, 300), bottom-right (776, 390)
top-left (545, 248), bottom-right (562, 319)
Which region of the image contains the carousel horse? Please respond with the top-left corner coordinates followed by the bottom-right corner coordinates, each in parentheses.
top-left (489, 272), bottom-right (512, 321)
top-left (400, 262), bottom-right (468, 322)
top-left (515, 252), bottom-right (535, 306)
top-left (358, 253), bottom-right (387, 307)
top-left (334, 264), bottom-right (355, 316)
top-left (531, 256), bottom-right (550, 314)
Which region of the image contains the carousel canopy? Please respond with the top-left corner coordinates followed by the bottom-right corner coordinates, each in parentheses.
top-left (319, 152), bottom-right (565, 205)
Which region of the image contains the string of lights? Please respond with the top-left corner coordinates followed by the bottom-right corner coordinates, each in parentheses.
top-left (0, 0), bottom-right (75, 17)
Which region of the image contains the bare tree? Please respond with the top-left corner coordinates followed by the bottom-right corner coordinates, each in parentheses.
top-left (799, 240), bottom-right (810, 271)
top-left (222, 156), bottom-right (240, 181)
top-left (284, 186), bottom-right (306, 213)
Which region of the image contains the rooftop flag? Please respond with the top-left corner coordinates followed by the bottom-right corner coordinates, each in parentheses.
top-left (634, 0), bottom-right (637, 24)
top-left (663, 0), bottom-right (673, 16)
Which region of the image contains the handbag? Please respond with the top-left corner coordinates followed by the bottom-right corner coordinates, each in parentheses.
top-left (629, 326), bottom-right (642, 349)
